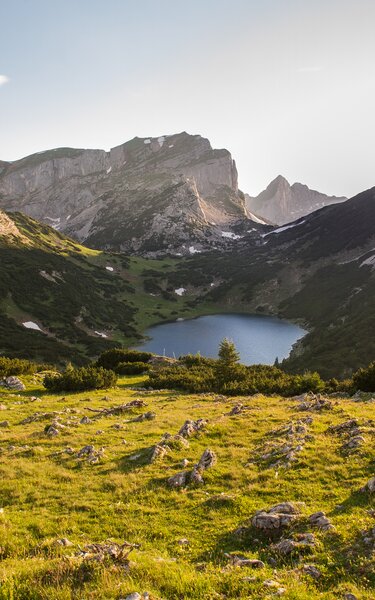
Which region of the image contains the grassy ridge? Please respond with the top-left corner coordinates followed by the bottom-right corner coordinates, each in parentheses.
top-left (0, 375), bottom-right (374, 599)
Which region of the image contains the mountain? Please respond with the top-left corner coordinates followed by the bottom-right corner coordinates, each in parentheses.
top-left (0, 210), bottom-right (198, 363)
top-left (246, 175), bottom-right (347, 225)
top-left (165, 187), bottom-right (375, 377)
top-left (0, 133), bottom-right (264, 256)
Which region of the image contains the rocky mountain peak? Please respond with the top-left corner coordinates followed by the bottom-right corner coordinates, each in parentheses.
top-left (0, 132), bottom-right (251, 255)
top-left (246, 175), bottom-right (347, 225)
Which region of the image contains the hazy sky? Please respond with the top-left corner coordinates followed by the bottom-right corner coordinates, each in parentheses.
top-left (1, 0), bottom-right (374, 197)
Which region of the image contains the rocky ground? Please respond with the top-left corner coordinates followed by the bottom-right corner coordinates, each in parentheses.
top-left (0, 374), bottom-right (374, 599)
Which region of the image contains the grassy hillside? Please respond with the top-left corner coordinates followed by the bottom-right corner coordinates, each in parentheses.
top-left (0, 374), bottom-right (374, 599)
top-left (0, 213), bottom-right (203, 364)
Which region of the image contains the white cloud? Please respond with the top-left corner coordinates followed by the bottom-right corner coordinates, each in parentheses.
top-left (0, 75), bottom-right (9, 86)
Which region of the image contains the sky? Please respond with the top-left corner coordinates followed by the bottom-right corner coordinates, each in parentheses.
top-left (1, 0), bottom-right (374, 197)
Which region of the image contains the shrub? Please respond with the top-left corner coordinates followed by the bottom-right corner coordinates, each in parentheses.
top-left (0, 356), bottom-right (42, 378)
top-left (116, 361), bottom-right (150, 375)
top-left (96, 349), bottom-right (153, 370)
top-left (352, 361), bottom-right (375, 392)
top-left (43, 366), bottom-right (117, 392)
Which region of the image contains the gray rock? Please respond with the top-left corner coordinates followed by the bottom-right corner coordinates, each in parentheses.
top-left (167, 471), bottom-right (189, 488)
top-left (252, 503), bottom-right (300, 532)
top-left (302, 564), bottom-right (321, 579)
top-left (361, 476), bottom-right (375, 493)
top-left (80, 416), bottom-right (92, 424)
top-left (308, 511), bottom-right (334, 531)
top-left (1, 376), bottom-right (25, 391)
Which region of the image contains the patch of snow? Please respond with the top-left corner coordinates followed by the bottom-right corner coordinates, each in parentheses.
top-left (210, 282), bottom-right (215, 287)
top-left (45, 216), bottom-right (61, 231)
top-left (176, 318), bottom-right (184, 321)
top-left (360, 254), bottom-right (375, 267)
top-left (247, 228), bottom-right (256, 233)
top-left (174, 288), bottom-right (186, 296)
top-left (174, 253), bottom-right (182, 256)
top-left (95, 331), bottom-right (108, 338)
top-left (66, 215), bottom-right (71, 220)
top-left (221, 231), bottom-right (243, 240)
top-left (264, 220), bottom-right (306, 237)
top-left (189, 246), bottom-right (201, 254)
top-left (158, 136), bottom-right (165, 147)
top-left (106, 166), bottom-right (112, 174)
top-left (105, 266), bottom-right (114, 272)
top-left (144, 139), bottom-right (151, 145)
top-left (22, 321), bottom-right (42, 332)
top-left (169, 144), bottom-right (174, 148)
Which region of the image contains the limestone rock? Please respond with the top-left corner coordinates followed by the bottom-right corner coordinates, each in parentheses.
top-left (1, 376), bottom-right (25, 391)
top-left (308, 511), bottom-right (334, 531)
top-left (252, 503), bottom-right (300, 532)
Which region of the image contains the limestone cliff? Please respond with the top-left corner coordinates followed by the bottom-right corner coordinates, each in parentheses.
top-left (246, 175), bottom-right (347, 225)
top-left (0, 133), bottom-right (255, 255)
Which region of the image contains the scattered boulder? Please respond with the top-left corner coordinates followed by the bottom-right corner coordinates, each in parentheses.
top-left (167, 448), bottom-right (216, 488)
top-left (308, 511), bottom-right (334, 531)
top-left (77, 445), bottom-right (105, 464)
top-left (76, 540), bottom-right (139, 564)
top-left (252, 503), bottom-right (300, 533)
top-left (0, 376), bottom-right (25, 391)
top-left (178, 419), bottom-right (207, 438)
top-left (360, 476), bottom-right (375, 493)
top-left (301, 564), bottom-right (321, 579)
top-left (250, 418), bottom-right (312, 469)
top-left (132, 411), bottom-right (156, 422)
top-left (56, 537), bottom-right (73, 547)
top-left (197, 448), bottom-right (216, 470)
top-left (225, 553), bottom-right (265, 568)
top-left (80, 416), bottom-right (92, 425)
top-left (295, 393), bottom-right (333, 412)
top-left (273, 533), bottom-right (315, 555)
top-left (0, 420), bottom-right (9, 428)
top-left (327, 418), bottom-right (373, 453)
top-left (150, 444), bottom-right (168, 462)
top-left (167, 470), bottom-right (189, 488)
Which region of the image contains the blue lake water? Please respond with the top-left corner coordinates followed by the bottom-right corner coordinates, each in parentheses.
top-left (135, 314), bottom-right (306, 365)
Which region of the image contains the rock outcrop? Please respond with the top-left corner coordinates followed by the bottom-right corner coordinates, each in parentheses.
top-left (246, 175), bottom-right (347, 225)
top-left (0, 133), bottom-right (261, 255)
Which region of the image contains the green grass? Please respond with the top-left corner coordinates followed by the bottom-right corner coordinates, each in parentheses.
top-left (0, 375), bottom-right (374, 598)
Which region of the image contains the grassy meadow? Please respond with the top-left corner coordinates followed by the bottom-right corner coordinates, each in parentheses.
top-left (0, 374), bottom-right (374, 599)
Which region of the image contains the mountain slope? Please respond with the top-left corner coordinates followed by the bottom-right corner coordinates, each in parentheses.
top-left (0, 211), bottom-right (198, 363)
top-left (164, 187), bottom-right (375, 377)
top-left (0, 133), bottom-right (262, 256)
top-left (246, 175), bottom-right (347, 225)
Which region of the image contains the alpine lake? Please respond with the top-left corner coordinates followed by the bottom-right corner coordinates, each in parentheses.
top-left (135, 313), bottom-right (306, 364)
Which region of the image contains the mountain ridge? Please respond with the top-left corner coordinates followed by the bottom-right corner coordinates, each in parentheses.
top-left (246, 175), bottom-right (347, 225)
top-left (0, 132), bottom-right (261, 256)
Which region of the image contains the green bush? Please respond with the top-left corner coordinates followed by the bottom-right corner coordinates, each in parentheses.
top-left (43, 366), bottom-right (117, 392)
top-left (148, 342), bottom-right (326, 397)
top-left (116, 361), bottom-right (150, 375)
top-left (0, 356), bottom-right (42, 378)
top-left (352, 361), bottom-right (375, 391)
top-left (96, 348), bottom-right (153, 370)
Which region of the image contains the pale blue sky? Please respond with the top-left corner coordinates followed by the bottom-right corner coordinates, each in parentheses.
top-left (1, 0), bottom-right (374, 197)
